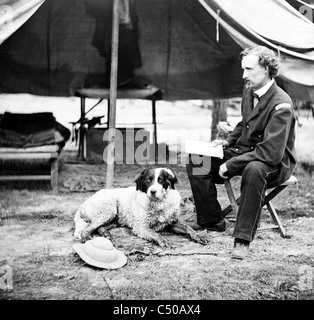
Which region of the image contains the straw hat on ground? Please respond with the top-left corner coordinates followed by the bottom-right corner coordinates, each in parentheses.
top-left (73, 237), bottom-right (127, 269)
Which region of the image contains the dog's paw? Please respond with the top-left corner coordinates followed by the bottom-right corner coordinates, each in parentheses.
top-left (146, 233), bottom-right (172, 248)
top-left (73, 234), bottom-right (82, 241)
top-left (192, 230), bottom-right (211, 245)
top-left (185, 225), bottom-right (210, 245)
top-left (81, 230), bottom-right (93, 242)
top-left (156, 235), bottom-right (172, 249)
top-left (97, 226), bottom-right (112, 239)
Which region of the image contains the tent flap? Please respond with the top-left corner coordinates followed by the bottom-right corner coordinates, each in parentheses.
top-left (0, 0), bottom-right (45, 45)
top-left (200, 0), bottom-right (314, 100)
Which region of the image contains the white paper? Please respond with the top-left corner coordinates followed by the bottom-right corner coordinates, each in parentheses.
top-left (185, 139), bottom-right (224, 159)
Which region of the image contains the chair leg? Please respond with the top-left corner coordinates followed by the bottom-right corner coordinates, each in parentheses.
top-left (223, 179), bottom-right (287, 238)
top-left (265, 200), bottom-right (287, 238)
top-left (223, 179), bottom-right (238, 219)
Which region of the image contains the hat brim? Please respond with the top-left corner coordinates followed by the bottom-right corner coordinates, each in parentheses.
top-left (73, 243), bottom-right (127, 269)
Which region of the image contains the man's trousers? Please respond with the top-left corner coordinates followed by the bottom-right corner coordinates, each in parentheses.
top-left (186, 149), bottom-right (287, 242)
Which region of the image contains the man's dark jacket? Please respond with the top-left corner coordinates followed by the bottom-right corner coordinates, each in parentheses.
top-left (225, 80), bottom-right (296, 186)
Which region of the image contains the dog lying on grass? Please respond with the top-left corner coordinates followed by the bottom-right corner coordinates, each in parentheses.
top-left (73, 167), bottom-right (207, 247)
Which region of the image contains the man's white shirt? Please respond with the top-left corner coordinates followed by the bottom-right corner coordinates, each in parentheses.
top-left (253, 78), bottom-right (291, 110)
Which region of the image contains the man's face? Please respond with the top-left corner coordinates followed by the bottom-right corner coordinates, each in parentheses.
top-left (241, 54), bottom-right (270, 90)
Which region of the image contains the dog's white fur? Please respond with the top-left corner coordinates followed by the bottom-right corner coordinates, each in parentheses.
top-left (73, 168), bottom-right (190, 247)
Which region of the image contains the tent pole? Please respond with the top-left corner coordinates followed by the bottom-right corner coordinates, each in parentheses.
top-left (106, 0), bottom-right (120, 188)
top-left (152, 99), bottom-right (158, 162)
top-left (46, 0), bottom-right (52, 95)
top-left (107, 99), bottom-right (110, 128)
top-left (79, 96), bottom-right (85, 160)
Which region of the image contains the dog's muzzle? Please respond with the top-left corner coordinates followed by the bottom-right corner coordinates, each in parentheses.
top-left (147, 185), bottom-right (165, 200)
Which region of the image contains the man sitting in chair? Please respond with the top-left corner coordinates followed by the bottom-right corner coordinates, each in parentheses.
top-left (186, 46), bottom-right (296, 259)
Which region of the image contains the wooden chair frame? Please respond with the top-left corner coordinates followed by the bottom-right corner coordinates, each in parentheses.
top-left (222, 175), bottom-right (298, 238)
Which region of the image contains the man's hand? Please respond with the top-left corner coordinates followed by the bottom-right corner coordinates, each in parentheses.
top-left (219, 163), bottom-right (229, 179)
top-left (212, 139), bottom-right (229, 148)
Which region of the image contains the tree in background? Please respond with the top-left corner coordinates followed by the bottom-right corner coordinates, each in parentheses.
top-left (211, 99), bottom-right (228, 141)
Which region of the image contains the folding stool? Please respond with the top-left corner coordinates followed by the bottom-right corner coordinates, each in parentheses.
top-left (222, 175), bottom-right (298, 238)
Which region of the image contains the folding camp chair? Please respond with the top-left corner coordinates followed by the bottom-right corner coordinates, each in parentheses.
top-left (222, 175), bottom-right (298, 238)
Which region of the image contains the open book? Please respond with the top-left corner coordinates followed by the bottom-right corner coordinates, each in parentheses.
top-left (185, 139), bottom-right (224, 159)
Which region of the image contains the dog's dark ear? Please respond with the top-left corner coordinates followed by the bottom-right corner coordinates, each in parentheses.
top-left (164, 168), bottom-right (178, 189)
top-left (134, 169), bottom-right (148, 192)
top-left (169, 172), bottom-right (178, 189)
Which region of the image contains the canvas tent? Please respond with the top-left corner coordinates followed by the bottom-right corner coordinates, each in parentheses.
top-left (1, 0), bottom-right (314, 187)
top-left (0, 0), bottom-right (314, 101)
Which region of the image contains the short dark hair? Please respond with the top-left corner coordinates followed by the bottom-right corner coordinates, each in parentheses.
top-left (240, 46), bottom-right (281, 78)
